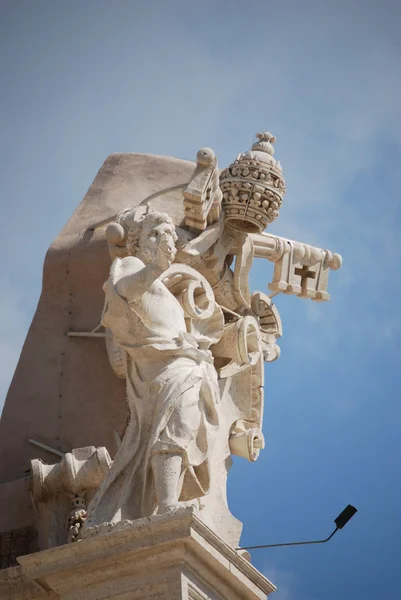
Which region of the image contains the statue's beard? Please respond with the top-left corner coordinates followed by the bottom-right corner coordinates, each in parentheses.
top-left (136, 244), bottom-right (177, 267)
top-left (137, 247), bottom-right (154, 265)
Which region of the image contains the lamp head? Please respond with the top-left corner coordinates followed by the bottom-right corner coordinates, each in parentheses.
top-left (334, 505), bottom-right (357, 529)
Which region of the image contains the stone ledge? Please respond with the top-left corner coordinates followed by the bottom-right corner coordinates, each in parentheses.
top-left (17, 508), bottom-right (275, 600)
top-left (0, 565), bottom-right (55, 600)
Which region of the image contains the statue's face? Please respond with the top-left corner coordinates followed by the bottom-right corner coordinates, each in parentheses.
top-left (138, 218), bottom-right (177, 265)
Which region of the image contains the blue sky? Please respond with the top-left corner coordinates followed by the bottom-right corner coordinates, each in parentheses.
top-left (1, 1), bottom-right (400, 598)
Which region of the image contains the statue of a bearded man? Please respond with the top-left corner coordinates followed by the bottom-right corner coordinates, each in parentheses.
top-left (86, 208), bottom-right (223, 526)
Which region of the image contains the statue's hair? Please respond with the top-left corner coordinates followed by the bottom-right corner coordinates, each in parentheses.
top-left (124, 209), bottom-right (176, 256)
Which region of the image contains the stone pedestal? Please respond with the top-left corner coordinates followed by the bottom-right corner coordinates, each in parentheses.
top-left (16, 508), bottom-right (275, 600)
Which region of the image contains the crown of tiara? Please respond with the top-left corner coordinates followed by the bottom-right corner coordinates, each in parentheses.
top-left (220, 132), bottom-right (286, 234)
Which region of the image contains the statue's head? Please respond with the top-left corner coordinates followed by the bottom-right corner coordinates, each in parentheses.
top-left (106, 206), bottom-right (177, 265)
top-left (127, 210), bottom-right (177, 265)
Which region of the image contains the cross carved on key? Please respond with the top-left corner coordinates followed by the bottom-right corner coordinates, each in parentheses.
top-left (294, 264), bottom-right (316, 293)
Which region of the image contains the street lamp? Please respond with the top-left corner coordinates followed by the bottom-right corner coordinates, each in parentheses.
top-left (237, 504), bottom-right (357, 551)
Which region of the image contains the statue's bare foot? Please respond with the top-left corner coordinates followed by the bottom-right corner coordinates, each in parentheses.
top-left (158, 500), bottom-right (199, 515)
top-left (158, 502), bottom-right (182, 514)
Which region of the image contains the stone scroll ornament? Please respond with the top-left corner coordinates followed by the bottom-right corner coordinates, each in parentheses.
top-left (81, 132), bottom-right (342, 548)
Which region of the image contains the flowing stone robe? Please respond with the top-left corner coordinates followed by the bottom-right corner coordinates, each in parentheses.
top-left (86, 257), bottom-right (220, 526)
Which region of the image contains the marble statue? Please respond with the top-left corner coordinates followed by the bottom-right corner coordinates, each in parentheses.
top-left (85, 203), bottom-right (265, 544)
top-left (28, 132), bottom-right (341, 549)
top-left (87, 207), bottom-right (224, 520)
top-left (81, 133), bottom-right (341, 546)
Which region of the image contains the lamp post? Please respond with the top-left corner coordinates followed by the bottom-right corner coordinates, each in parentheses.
top-left (237, 505), bottom-right (357, 551)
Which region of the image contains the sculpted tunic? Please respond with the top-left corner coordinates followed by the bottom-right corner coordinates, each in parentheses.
top-left (86, 257), bottom-right (220, 525)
